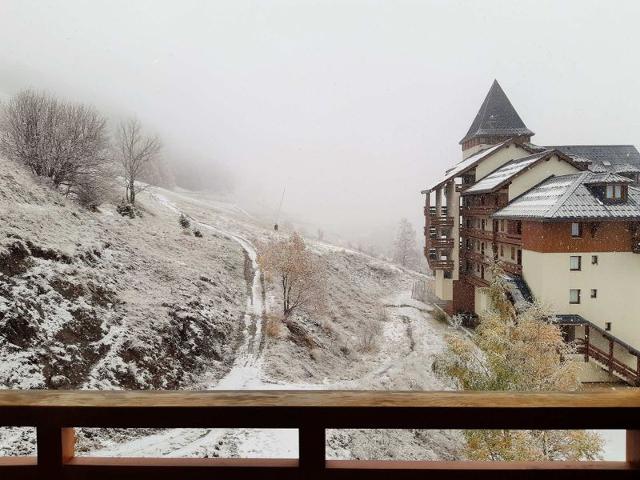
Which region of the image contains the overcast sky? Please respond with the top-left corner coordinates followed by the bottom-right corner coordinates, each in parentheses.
top-left (1, 0), bottom-right (639, 244)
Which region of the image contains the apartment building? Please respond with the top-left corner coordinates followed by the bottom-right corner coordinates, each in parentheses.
top-left (422, 80), bottom-right (640, 384)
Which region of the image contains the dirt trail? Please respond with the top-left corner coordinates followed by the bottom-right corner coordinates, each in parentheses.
top-left (151, 192), bottom-right (268, 389)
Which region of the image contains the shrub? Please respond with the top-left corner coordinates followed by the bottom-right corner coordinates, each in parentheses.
top-left (357, 317), bottom-right (383, 352)
top-left (178, 214), bottom-right (191, 229)
top-left (116, 203), bottom-right (136, 219)
top-left (432, 308), bottom-right (448, 324)
top-left (265, 315), bottom-right (285, 338)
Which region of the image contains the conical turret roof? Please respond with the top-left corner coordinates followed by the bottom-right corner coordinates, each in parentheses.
top-left (460, 80), bottom-right (534, 144)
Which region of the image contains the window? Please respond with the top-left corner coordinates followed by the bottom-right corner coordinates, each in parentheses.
top-left (571, 222), bottom-right (581, 237)
top-left (591, 289), bottom-right (597, 298)
top-left (510, 246), bottom-right (515, 260)
top-left (569, 256), bottom-right (581, 271)
top-left (481, 219), bottom-right (486, 230)
top-left (500, 220), bottom-right (505, 232)
top-left (517, 248), bottom-right (522, 266)
top-left (605, 322), bottom-right (611, 331)
top-left (515, 221), bottom-right (522, 235)
top-left (569, 289), bottom-right (581, 304)
top-left (606, 184), bottom-right (623, 200)
top-left (592, 255), bottom-right (598, 265)
top-left (500, 245), bottom-right (504, 256)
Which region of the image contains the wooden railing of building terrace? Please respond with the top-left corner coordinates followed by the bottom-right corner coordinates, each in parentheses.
top-left (0, 390), bottom-right (639, 479)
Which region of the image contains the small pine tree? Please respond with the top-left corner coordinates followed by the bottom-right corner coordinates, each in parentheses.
top-left (392, 218), bottom-right (420, 269)
top-left (434, 262), bottom-right (603, 461)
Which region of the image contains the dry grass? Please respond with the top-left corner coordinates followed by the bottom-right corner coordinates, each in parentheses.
top-left (265, 315), bottom-right (286, 338)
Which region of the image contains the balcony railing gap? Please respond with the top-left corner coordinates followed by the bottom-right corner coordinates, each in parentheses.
top-left (0, 390), bottom-right (639, 479)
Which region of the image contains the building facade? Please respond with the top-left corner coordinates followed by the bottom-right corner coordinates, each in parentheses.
top-left (422, 80), bottom-right (640, 384)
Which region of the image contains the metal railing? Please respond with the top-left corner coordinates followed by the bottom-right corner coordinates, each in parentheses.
top-left (0, 390), bottom-right (639, 479)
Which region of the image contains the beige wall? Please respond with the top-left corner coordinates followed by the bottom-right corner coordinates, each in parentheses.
top-left (523, 250), bottom-right (640, 350)
top-left (435, 269), bottom-right (453, 300)
top-left (474, 286), bottom-right (490, 316)
top-left (445, 180), bottom-right (461, 282)
top-left (462, 143), bottom-right (489, 160)
top-left (508, 155), bottom-right (579, 201)
top-left (474, 144), bottom-right (531, 180)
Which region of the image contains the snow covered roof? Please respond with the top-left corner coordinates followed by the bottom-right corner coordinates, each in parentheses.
top-left (460, 80), bottom-right (534, 144)
top-left (582, 172), bottom-right (633, 185)
top-left (590, 162), bottom-right (640, 174)
top-left (503, 274), bottom-right (533, 312)
top-left (463, 151), bottom-right (552, 194)
top-left (493, 172), bottom-right (640, 220)
top-left (422, 140), bottom-right (509, 193)
top-left (548, 145), bottom-right (640, 172)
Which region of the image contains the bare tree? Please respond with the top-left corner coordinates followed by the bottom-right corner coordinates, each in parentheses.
top-left (115, 118), bottom-right (161, 204)
top-left (0, 89), bottom-right (112, 207)
top-left (258, 232), bottom-right (326, 318)
top-left (392, 218), bottom-right (420, 269)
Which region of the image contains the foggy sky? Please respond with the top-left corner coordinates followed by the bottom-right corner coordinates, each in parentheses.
top-left (1, 0), bottom-right (639, 244)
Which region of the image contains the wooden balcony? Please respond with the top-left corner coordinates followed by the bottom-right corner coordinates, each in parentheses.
top-left (1, 390), bottom-right (639, 479)
top-left (501, 261), bottom-right (523, 276)
top-left (429, 215), bottom-right (454, 228)
top-left (460, 227), bottom-right (494, 242)
top-left (495, 231), bottom-right (523, 245)
top-left (430, 237), bottom-right (455, 249)
top-left (462, 249), bottom-right (490, 264)
top-left (461, 205), bottom-right (499, 216)
top-left (429, 258), bottom-right (455, 270)
top-left (464, 273), bottom-right (490, 288)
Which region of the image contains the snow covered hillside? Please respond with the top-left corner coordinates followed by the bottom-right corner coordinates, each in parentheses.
top-left (0, 156), bottom-right (459, 459)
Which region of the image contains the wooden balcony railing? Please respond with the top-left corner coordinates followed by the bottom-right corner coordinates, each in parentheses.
top-left (501, 261), bottom-right (523, 276)
top-left (577, 339), bottom-right (640, 385)
top-left (461, 205), bottom-right (499, 216)
top-left (494, 231), bottom-right (523, 245)
top-left (460, 227), bottom-right (494, 242)
top-left (0, 390), bottom-right (639, 479)
top-left (429, 216), bottom-right (454, 228)
top-left (428, 258), bottom-right (455, 270)
top-left (430, 237), bottom-right (455, 249)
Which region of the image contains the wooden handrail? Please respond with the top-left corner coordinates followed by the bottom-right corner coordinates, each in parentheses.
top-left (577, 341), bottom-right (639, 384)
top-left (0, 390), bottom-right (639, 479)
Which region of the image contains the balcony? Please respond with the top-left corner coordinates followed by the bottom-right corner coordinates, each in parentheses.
top-left (460, 227), bottom-right (494, 242)
top-left (430, 216), bottom-right (454, 227)
top-left (495, 231), bottom-right (523, 245)
top-left (464, 273), bottom-right (490, 288)
top-left (430, 237), bottom-right (455, 249)
top-left (1, 390), bottom-right (639, 479)
top-left (502, 261), bottom-right (523, 275)
top-left (462, 249), bottom-right (490, 264)
top-left (461, 205), bottom-right (498, 216)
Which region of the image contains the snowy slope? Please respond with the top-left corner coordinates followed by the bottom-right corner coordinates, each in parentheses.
top-left (0, 156), bottom-right (460, 460)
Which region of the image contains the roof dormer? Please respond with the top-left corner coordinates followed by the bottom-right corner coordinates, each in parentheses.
top-left (583, 173), bottom-right (633, 204)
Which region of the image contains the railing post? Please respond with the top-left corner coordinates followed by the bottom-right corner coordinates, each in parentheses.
top-left (299, 425), bottom-right (325, 479)
top-left (627, 430), bottom-right (640, 466)
top-left (609, 339), bottom-right (615, 374)
top-left (584, 325), bottom-right (590, 362)
top-left (37, 426), bottom-right (75, 476)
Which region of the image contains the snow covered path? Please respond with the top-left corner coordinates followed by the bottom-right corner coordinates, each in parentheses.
top-left (85, 191), bottom-right (298, 458)
top-left (86, 190), bottom-right (446, 459)
top-left (151, 191), bottom-right (269, 390)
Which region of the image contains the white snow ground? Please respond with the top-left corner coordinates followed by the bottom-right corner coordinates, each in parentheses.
top-left (81, 188), bottom-right (457, 460)
top-left (0, 157), bottom-right (625, 461)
